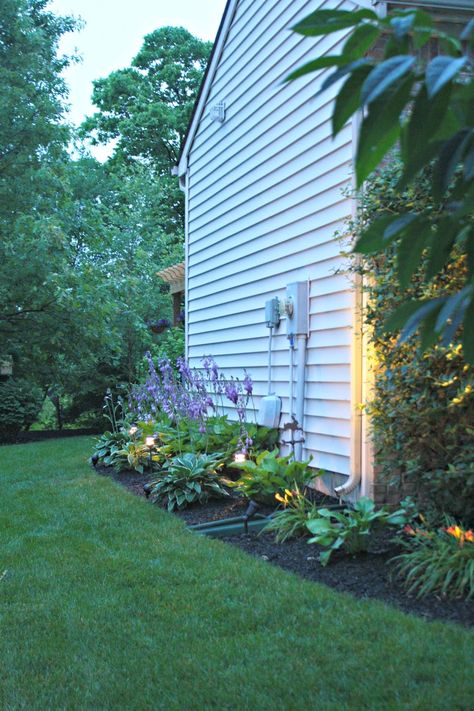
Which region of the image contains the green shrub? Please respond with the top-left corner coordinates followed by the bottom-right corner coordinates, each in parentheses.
top-left (108, 441), bottom-right (158, 475)
top-left (156, 326), bottom-right (185, 364)
top-left (230, 450), bottom-right (315, 504)
top-left (307, 497), bottom-right (416, 567)
top-left (391, 521), bottom-right (474, 600)
top-left (190, 418), bottom-right (279, 462)
top-left (262, 486), bottom-right (321, 542)
top-left (149, 452), bottom-right (228, 511)
top-left (91, 430), bottom-right (131, 466)
top-left (0, 379), bottom-right (44, 440)
top-left (347, 160), bottom-right (474, 524)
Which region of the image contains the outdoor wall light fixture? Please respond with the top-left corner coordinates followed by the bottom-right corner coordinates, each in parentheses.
top-left (210, 101), bottom-right (226, 124)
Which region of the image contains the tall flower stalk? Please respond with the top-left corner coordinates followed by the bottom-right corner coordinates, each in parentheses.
top-left (130, 353), bottom-right (256, 453)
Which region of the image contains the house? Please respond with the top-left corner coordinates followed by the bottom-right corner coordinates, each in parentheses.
top-left (176, 0), bottom-right (472, 501)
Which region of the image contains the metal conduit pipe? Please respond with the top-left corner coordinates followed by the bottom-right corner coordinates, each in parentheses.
top-left (294, 334), bottom-right (307, 462)
top-left (288, 333), bottom-right (295, 421)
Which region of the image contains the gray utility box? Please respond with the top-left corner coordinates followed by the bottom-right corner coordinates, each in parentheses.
top-left (285, 281), bottom-right (309, 336)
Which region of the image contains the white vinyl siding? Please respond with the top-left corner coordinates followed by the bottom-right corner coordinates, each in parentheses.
top-left (185, 0), bottom-right (368, 479)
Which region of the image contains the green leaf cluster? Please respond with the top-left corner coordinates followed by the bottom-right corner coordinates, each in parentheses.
top-left (306, 497), bottom-right (415, 567)
top-left (230, 449), bottom-right (315, 504)
top-left (0, 379), bottom-right (44, 441)
top-left (262, 486), bottom-right (323, 543)
top-left (392, 520), bottom-right (474, 599)
top-left (346, 160), bottom-right (474, 525)
top-left (290, 7), bottom-right (474, 361)
top-left (149, 452), bottom-right (229, 511)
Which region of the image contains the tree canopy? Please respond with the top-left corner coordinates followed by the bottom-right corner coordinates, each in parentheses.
top-left (81, 26), bottom-right (212, 169)
top-left (0, 2), bottom-right (210, 433)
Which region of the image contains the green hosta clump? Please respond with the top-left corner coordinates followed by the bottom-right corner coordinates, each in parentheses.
top-left (263, 487), bottom-right (322, 543)
top-left (230, 450), bottom-right (316, 504)
top-left (307, 497), bottom-right (416, 567)
top-left (149, 452), bottom-right (229, 511)
top-left (391, 520), bottom-right (474, 600)
top-left (90, 430), bottom-right (131, 467)
top-left (109, 441), bottom-right (161, 475)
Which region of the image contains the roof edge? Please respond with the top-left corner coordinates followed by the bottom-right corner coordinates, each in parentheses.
top-left (177, 0), bottom-right (239, 176)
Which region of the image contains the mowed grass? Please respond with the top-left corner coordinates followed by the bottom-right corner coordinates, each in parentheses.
top-left (0, 438), bottom-right (472, 711)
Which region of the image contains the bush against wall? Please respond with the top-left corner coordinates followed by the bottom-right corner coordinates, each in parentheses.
top-left (348, 160), bottom-right (474, 525)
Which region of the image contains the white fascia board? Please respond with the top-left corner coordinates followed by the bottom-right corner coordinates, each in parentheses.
top-left (177, 0), bottom-right (239, 177)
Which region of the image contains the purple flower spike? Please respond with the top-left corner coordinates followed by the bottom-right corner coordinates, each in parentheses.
top-left (225, 382), bottom-right (239, 404)
top-left (243, 371), bottom-right (253, 396)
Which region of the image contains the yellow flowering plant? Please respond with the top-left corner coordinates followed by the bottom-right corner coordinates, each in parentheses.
top-left (392, 519), bottom-right (474, 599)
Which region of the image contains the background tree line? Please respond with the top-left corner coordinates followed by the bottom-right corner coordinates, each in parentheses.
top-left (0, 0), bottom-right (211, 437)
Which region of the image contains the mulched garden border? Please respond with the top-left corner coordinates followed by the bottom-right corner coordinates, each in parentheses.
top-left (95, 465), bottom-right (474, 629)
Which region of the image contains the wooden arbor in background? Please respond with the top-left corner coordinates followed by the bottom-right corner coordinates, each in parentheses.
top-left (156, 262), bottom-right (185, 325)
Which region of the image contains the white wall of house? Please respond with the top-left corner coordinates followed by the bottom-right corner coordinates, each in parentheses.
top-left (181, 0), bottom-right (372, 491)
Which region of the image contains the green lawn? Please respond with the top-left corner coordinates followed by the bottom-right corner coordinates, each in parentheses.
top-left (1, 437), bottom-right (472, 711)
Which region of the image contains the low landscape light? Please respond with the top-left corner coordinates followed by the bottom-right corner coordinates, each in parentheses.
top-left (234, 452), bottom-right (246, 463)
top-left (145, 436), bottom-right (155, 448)
top-left (129, 425), bottom-right (138, 436)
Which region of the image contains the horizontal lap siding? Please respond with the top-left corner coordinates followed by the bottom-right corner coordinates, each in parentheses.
top-left (186, 0), bottom-right (363, 478)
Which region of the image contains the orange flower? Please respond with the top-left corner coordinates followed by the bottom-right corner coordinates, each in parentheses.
top-left (404, 525), bottom-right (430, 538)
top-left (445, 525), bottom-right (474, 547)
top-left (445, 525), bottom-right (463, 540)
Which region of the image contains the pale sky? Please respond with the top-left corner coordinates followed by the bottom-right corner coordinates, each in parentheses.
top-left (49, 0), bottom-right (226, 135)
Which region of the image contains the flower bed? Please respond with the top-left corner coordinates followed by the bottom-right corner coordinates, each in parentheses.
top-left (93, 464), bottom-right (474, 628)
top-left (92, 353), bottom-right (474, 626)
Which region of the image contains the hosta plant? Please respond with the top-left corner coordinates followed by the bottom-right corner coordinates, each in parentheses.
top-left (391, 521), bottom-right (474, 600)
top-left (90, 430), bottom-right (131, 467)
top-left (229, 449), bottom-right (315, 504)
top-left (109, 442), bottom-right (160, 475)
top-left (307, 497), bottom-right (416, 566)
top-left (262, 486), bottom-right (321, 542)
top-left (149, 452), bottom-right (229, 511)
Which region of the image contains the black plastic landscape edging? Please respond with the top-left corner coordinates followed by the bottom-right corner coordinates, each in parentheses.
top-left (188, 513), bottom-right (271, 538)
top-left (187, 503), bottom-right (347, 538)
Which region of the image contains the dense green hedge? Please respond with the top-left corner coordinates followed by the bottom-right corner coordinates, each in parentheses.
top-left (0, 379), bottom-right (44, 441)
top-left (348, 161), bottom-right (474, 525)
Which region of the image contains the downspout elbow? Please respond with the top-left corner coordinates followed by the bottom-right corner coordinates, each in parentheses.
top-left (334, 469), bottom-right (361, 498)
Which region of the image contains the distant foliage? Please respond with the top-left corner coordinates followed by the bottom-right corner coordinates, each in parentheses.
top-left (0, 379), bottom-right (44, 441)
top-left (348, 161), bottom-right (474, 524)
top-left (155, 326), bottom-right (185, 365)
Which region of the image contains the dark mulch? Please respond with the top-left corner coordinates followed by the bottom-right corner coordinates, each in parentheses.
top-left (95, 465), bottom-right (474, 628)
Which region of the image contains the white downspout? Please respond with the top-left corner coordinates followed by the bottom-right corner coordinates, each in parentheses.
top-left (334, 111), bottom-right (363, 498)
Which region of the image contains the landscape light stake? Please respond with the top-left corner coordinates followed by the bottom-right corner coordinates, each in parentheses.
top-left (145, 436), bottom-right (154, 471)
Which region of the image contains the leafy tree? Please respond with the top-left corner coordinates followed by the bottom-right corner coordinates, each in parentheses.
top-left (81, 26), bottom-right (212, 171)
top-left (0, 0), bottom-right (80, 425)
top-left (0, 0), bottom-right (76, 336)
top-left (289, 8), bottom-right (474, 361)
top-left (0, 9), bottom-right (209, 431)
